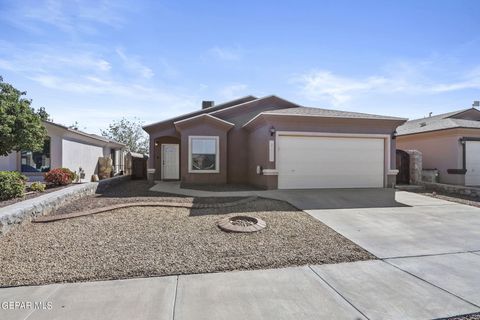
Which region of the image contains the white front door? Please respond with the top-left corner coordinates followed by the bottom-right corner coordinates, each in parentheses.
top-left (162, 144), bottom-right (179, 180)
top-left (277, 135), bottom-right (385, 189)
top-left (465, 141), bottom-right (480, 186)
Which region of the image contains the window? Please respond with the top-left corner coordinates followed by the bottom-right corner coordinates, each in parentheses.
top-left (21, 137), bottom-right (51, 173)
top-left (189, 136), bottom-right (219, 173)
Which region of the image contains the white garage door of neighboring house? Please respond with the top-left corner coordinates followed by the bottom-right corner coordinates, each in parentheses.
top-left (277, 135), bottom-right (385, 189)
top-left (465, 141), bottom-right (480, 186)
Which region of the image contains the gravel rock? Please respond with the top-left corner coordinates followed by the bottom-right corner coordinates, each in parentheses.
top-left (0, 198), bottom-right (374, 287)
top-left (446, 313), bottom-right (480, 320)
top-left (53, 180), bottom-right (244, 216)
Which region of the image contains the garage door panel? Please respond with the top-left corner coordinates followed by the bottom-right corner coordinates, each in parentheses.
top-left (278, 136), bottom-right (384, 189)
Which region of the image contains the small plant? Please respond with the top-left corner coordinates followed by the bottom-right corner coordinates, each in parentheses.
top-left (29, 182), bottom-right (46, 192)
top-left (0, 171), bottom-right (27, 201)
top-left (59, 168), bottom-right (77, 182)
top-left (44, 168), bottom-right (75, 186)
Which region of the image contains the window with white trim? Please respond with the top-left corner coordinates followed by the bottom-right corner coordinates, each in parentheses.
top-left (189, 136), bottom-right (219, 173)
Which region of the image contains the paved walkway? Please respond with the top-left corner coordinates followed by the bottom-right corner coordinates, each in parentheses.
top-left (2, 191), bottom-right (480, 319)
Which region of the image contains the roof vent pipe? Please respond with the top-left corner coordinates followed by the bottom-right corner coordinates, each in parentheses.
top-left (473, 101), bottom-right (480, 107)
top-left (202, 101), bottom-right (215, 109)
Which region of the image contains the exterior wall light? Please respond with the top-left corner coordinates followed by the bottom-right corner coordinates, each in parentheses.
top-left (269, 126), bottom-right (276, 136)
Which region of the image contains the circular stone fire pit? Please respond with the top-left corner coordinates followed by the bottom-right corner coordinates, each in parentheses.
top-left (217, 215), bottom-right (266, 233)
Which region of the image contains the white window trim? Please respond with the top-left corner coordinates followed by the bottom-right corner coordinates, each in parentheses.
top-left (188, 136), bottom-right (220, 173)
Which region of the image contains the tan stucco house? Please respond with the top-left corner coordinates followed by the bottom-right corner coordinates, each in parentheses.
top-left (0, 121), bottom-right (126, 182)
top-left (143, 95), bottom-right (406, 189)
top-left (397, 107), bottom-right (480, 186)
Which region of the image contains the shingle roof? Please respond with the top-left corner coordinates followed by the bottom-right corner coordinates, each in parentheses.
top-left (396, 108), bottom-right (480, 135)
top-left (45, 121), bottom-right (125, 147)
top-left (262, 106), bottom-right (407, 121)
top-left (142, 95), bottom-right (258, 131)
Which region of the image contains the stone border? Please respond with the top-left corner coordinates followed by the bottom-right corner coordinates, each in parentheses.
top-left (33, 197), bottom-right (258, 223)
top-left (217, 215), bottom-right (266, 233)
top-left (0, 175), bottom-right (131, 236)
top-left (420, 181), bottom-right (480, 198)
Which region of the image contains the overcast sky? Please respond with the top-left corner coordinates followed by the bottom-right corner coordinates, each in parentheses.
top-left (0, 0), bottom-right (479, 133)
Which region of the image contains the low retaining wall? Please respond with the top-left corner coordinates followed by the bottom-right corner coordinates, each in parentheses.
top-left (420, 181), bottom-right (480, 198)
top-left (0, 175), bottom-right (131, 236)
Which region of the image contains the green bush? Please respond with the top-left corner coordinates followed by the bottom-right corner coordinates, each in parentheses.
top-left (0, 171), bottom-right (27, 201)
top-left (29, 181), bottom-right (46, 192)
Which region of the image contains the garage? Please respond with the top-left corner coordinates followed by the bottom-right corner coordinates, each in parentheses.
top-left (465, 141), bottom-right (480, 186)
top-left (277, 134), bottom-right (385, 189)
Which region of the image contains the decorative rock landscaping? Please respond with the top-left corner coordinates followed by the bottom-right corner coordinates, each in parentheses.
top-left (0, 196), bottom-right (374, 287)
top-left (0, 175), bottom-right (131, 236)
top-left (33, 197), bottom-right (258, 223)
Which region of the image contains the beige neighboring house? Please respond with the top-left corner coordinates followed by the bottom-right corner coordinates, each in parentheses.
top-left (0, 121), bottom-right (126, 182)
top-left (397, 106), bottom-right (480, 186)
top-left (143, 95), bottom-right (406, 189)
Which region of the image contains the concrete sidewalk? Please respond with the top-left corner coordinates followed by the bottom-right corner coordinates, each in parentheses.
top-left (1, 258), bottom-right (480, 320)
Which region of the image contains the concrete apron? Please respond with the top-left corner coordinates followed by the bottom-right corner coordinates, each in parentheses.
top-left (150, 181), bottom-right (400, 210)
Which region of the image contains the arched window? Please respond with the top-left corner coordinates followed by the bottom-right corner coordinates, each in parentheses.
top-left (21, 137), bottom-right (51, 173)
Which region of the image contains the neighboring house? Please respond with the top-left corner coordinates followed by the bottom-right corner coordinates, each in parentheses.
top-left (143, 95), bottom-right (406, 189)
top-left (0, 121), bottom-right (126, 182)
top-left (397, 106), bottom-right (480, 186)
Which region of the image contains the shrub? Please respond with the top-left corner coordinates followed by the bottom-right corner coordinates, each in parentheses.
top-left (44, 168), bottom-right (74, 186)
top-left (29, 181), bottom-right (46, 192)
top-left (59, 168), bottom-right (77, 182)
top-left (0, 171), bottom-right (27, 201)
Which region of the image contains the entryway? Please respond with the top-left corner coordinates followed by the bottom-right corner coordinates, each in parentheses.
top-left (161, 144), bottom-right (179, 180)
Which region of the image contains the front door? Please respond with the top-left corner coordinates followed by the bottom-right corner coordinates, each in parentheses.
top-left (161, 144), bottom-right (179, 180)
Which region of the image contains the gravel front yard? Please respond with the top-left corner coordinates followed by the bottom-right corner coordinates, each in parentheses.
top-left (53, 180), bottom-right (244, 215)
top-left (0, 197), bottom-right (374, 287)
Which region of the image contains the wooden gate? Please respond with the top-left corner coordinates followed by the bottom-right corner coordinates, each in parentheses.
top-left (396, 150), bottom-right (410, 184)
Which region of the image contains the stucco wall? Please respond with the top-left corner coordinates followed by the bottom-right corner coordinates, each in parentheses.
top-left (0, 153), bottom-right (17, 171)
top-left (397, 130), bottom-right (466, 185)
top-left (62, 139), bottom-right (104, 180)
top-left (178, 123), bottom-right (229, 185)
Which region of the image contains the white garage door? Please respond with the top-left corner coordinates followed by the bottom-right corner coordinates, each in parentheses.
top-left (465, 141), bottom-right (480, 186)
top-left (277, 135), bottom-right (385, 189)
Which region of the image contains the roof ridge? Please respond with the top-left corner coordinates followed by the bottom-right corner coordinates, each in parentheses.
top-left (143, 95), bottom-right (259, 130)
top-left (405, 108), bottom-right (472, 123)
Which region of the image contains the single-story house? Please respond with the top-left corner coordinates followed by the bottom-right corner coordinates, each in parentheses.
top-left (0, 121), bottom-right (126, 182)
top-left (397, 106), bottom-right (480, 186)
top-left (143, 95), bottom-right (406, 189)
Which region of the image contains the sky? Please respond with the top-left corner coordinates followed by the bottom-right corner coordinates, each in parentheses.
top-left (0, 0), bottom-right (479, 133)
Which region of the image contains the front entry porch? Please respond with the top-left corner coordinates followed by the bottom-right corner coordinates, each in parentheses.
top-left (154, 136), bottom-right (180, 181)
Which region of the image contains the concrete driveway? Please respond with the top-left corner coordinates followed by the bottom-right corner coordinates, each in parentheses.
top-left (306, 191), bottom-right (480, 258)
